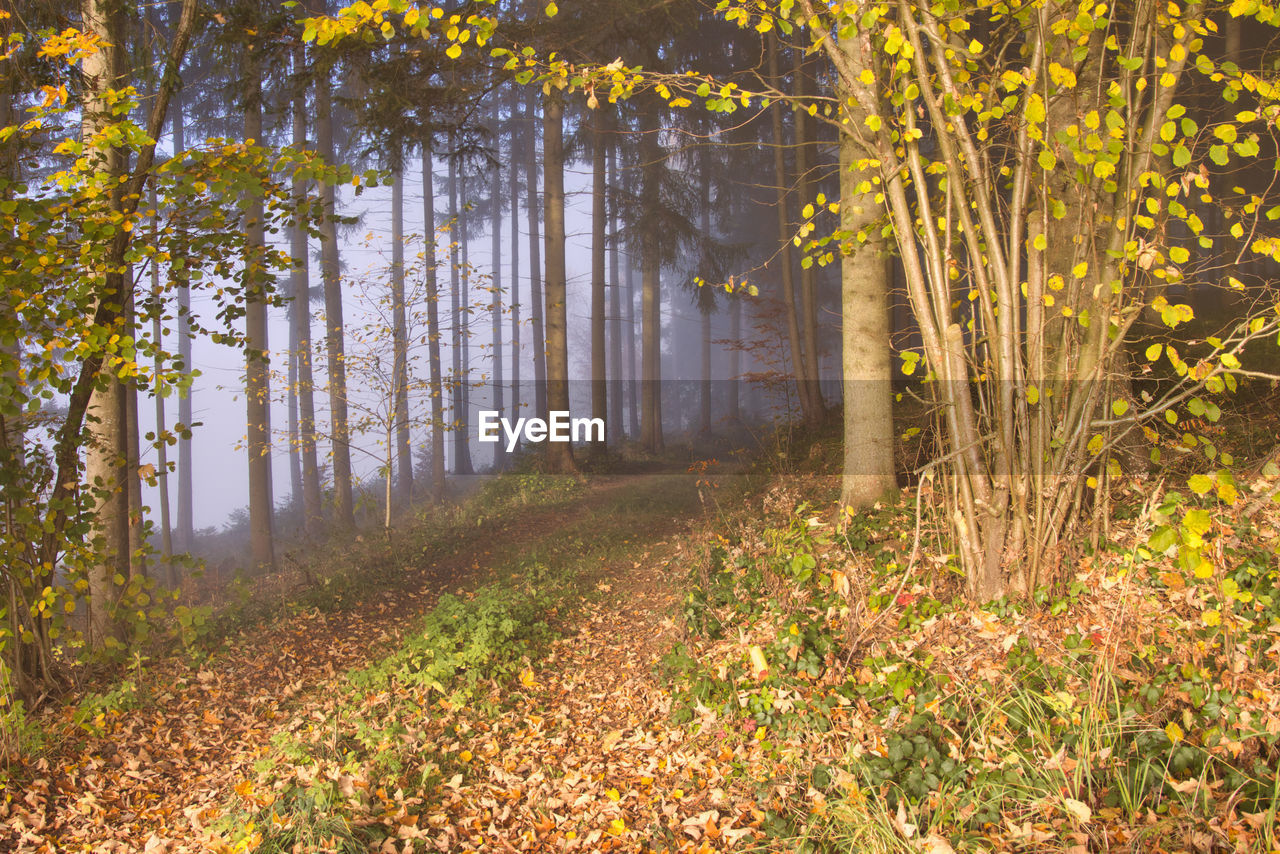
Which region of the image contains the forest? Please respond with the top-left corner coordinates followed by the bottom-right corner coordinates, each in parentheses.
top-left (3, 0), bottom-right (1280, 851)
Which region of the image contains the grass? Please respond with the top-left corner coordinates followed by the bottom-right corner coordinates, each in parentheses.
top-left (215, 468), bottom-right (710, 852)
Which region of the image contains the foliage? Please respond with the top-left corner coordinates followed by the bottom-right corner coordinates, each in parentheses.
top-left (0, 19), bottom-right (376, 698)
top-left (668, 481), bottom-right (1280, 851)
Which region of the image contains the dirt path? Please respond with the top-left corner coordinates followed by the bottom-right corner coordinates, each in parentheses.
top-left (2, 472), bottom-right (761, 852)
top-left (420, 543), bottom-right (768, 853)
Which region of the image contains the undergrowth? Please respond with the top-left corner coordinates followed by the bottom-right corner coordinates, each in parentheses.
top-left (665, 472), bottom-right (1280, 852)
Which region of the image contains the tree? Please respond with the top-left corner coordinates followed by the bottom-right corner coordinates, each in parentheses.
top-left (590, 105), bottom-right (609, 452)
top-left (785, 0), bottom-right (1280, 596)
top-left (240, 8), bottom-right (276, 571)
top-left (289, 40), bottom-right (325, 535)
top-left (315, 45), bottom-right (356, 529)
top-left (541, 89), bottom-right (576, 472)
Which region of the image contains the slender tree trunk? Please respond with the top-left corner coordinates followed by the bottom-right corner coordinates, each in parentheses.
top-left (509, 85), bottom-right (522, 436)
top-left (316, 62), bottom-right (355, 528)
top-left (699, 145), bottom-right (713, 435)
top-left (639, 104), bottom-right (664, 453)
top-left (590, 107), bottom-right (608, 453)
top-left (525, 89), bottom-right (547, 422)
top-left (449, 151), bottom-right (474, 475)
top-left (624, 243), bottom-right (640, 438)
top-left (767, 34), bottom-right (815, 426)
top-left (461, 186), bottom-right (473, 472)
top-left (148, 197), bottom-right (174, 582)
top-left (793, 48), bottom-right (823, 423)
top-left (172, 89), bottom-right (195, 550)
top-left (391, 155), bottom-right (412, 505)
top-left (489, 103), bottom-right (505, 470)
top-left (607, 130), bottom-right (624, 439)
top-left (290, 49), bottom-right (323, 534)
top-left (422, 148), bottom-right (446, 502)
top-left (244, 39), bottom-right (275, 570)
top-left (82, 0), bottom-right (131, 647)
top-left (287, 336), bottom-right (302, 509)
top-left (542, 92), bottom-right (575, 472)
top-left (123, 285), bottom-right (147, 581)
top-left (729, 296), bottom-right (742, 421)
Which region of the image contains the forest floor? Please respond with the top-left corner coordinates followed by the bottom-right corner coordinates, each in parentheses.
top-left (6, 435), bottom-right (1280, 854)
top-left (1, 464), bottom-right (778, 853)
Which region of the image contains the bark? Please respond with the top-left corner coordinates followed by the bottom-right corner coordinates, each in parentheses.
top-left (767, 34), bottom-right (816, 426)
top-left (638, 104), bottom-right (664, 453)
top-left (448, 144), bottom-right (473, 475)
top-left (793, 49), bottom-right (824, 422)
top-left (525, 89), bottom-right (547, 422)
top-left (607, 130), bottom-right (624, 438)
top-left (391, 156), bottom-right (412, 504)
top-left (699, 145), bottom-right (713, 435)
top-left (172, 88), bottom-right (195, 550)
top-left (509, 85), bottom-right (522, 437)
top-left (316, 62), bottom-right (355, 528)
top-left (542, 92), bottom-right (576, 472)
top-left (290, 47), bottom-right (323, 534)
top-left (125, 292), bottom-right (147, 580)
top-left (244, 39), bottom-right (275, 570)
top-left (729, 296), bottom-right (742, 420)
top-left (82, 0), bottom-right (130, 648)
top-left (590, 107), bottom-right (608, 453)
top-left (489, 101), bottom-right (505, 470)
top-left (422, 148), bottom-right (446, 502)
top-left (835, 71), bottom-right (896, 509)
top-left (624, 225), bottom-right (640, 438)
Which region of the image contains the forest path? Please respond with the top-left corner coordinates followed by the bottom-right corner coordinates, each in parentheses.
top-left (3, 467), bottom-right (760, 852)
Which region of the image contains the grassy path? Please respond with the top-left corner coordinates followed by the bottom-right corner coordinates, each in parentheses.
top-left (2, 471), bottom-right (759, 853)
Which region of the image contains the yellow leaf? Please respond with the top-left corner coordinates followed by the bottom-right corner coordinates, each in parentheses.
top-left (605, 788), bottom-right (621, 801)
top-left (748, 645), bottom-right (769, 680)
top-left (1201, 609), bottom-right (1221, 627)
top-left (459, 749), bottom-right (473, 762)
top-left (1063, 797), bottom-right (1092, 823)
top-left (519, 667), bottom-right (536, 687)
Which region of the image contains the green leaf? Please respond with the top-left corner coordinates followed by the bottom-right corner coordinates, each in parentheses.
top-left (1172, 144), bottom-right (1191, 168)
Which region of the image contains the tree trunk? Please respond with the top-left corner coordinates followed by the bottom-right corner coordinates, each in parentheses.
top-left (590, 106), bottom-right (608, 453)
top-left (835, 84), bottom-right (896, 509)
top-left (767, 34), bottom-right (816, 426)
top-left (607, 129), bottom-right (624, 439)
top-left (728, 296), bottom-right (742, 421)
top-left (624, 237), bottom-right (640, 439)
top-left (244, 39), bottom-right (275, 570)
top-left (639, 104), bottom-right (664, 454)
top-left (391, 155), bottom-right (412, 504)
top-left (82, 0), bottom-right (130, 648)
top-left (509, 85), bottom-right (522, 439)
top-left (149, 203), bottom-right (175, 573)
top-left (422, 147), bottom-right (446, 502)
top-left (525, 89), bottom-right (547, 422)
top-left (447, 134), bottom-right (474, 475)
top-left (699, 145), bottom-right (713, 435)
top-left (542, 92), bottom-right (576, 472)
top-left (291, 46), bottom-right (323, 535)
top-left (316, 63), bottom-right (355, 528)
top-left (793, 48), bottom-right (824, 423)
top-left (489, 102), bottom-right (505, 470)
top-left (172, 89), bottom-right (195, 550)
